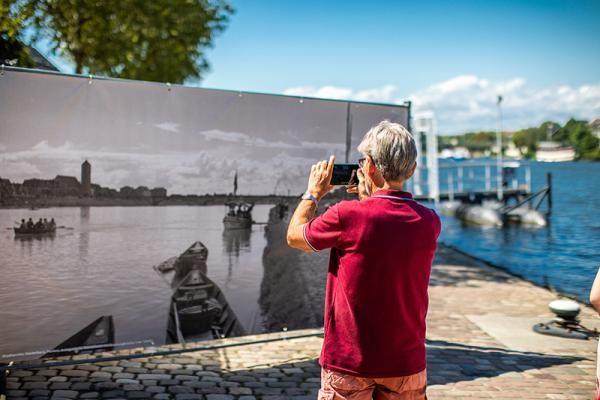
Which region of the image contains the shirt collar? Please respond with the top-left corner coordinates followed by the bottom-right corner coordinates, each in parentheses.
top-left (373, 189), bottom-right (414, 199)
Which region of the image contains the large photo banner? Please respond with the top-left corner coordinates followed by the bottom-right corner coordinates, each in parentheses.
top-left (0, 68), bottom-right (408, 361)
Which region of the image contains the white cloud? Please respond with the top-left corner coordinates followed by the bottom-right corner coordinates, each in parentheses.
top-left (153, 121), bottom-right (180, 133)
top-left (283, 76), bottom-right (600, 134)
top-left (197, 129), bottom-right (344, 152)
top-left (284, 85), bottom-right (398, 103)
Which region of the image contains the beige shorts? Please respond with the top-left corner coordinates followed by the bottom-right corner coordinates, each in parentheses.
top-left (318, 367), bottom-right (427, 400)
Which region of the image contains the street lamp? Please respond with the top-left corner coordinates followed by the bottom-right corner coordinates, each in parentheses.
top-left (496, 95), bottom-right (503, 201)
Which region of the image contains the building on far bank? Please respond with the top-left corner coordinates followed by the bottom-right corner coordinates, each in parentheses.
top-left (81, 160), bottom-right (91, 196)
top-left (120, 186), bottom-right (135, 198)
top-left (134, 186), bottom-right (152, 198)
top-left (151, 187), bottom-right (167, 198)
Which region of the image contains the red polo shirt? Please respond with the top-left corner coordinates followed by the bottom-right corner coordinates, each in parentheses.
top-left (303, 189), bottom-right (441, 377)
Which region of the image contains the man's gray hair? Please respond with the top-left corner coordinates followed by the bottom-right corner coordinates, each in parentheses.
top-left (357, 120), bottom-right (417, 182)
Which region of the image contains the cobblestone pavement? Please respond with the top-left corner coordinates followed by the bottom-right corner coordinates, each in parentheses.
top-left (4, 244), bottom-right (597, 399)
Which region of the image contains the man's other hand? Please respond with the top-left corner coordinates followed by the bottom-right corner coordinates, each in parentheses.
top-left (346, 168), bottom-right (369, 200)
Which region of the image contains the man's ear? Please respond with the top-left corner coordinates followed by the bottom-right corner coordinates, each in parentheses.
top-left (408, 161), bottom-right (417, 178)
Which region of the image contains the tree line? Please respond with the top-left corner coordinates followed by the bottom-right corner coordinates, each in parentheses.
top-left (439, 119), bottom-right (599, 160)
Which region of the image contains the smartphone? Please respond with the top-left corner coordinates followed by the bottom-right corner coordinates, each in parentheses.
top-left (331, 164), bottom-right (359, 186)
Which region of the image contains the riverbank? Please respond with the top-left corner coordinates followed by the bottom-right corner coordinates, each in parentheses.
top-left (0, 195), bottom-right (299, 209)
top-left (4, 242), bottom-right (597, 399)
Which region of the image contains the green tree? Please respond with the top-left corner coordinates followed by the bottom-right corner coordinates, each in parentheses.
top-left (561, 118), bottom-right (599, 160)
top-left (0, 0), bottom-right (36, 66)
top-left (7, 0), bottom-right (233, 83)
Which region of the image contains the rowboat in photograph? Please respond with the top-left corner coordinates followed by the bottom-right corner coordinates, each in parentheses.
top-left (13, 226), bottom-right (56, 236)
top-left (161, 242), bottom-right (245, 344)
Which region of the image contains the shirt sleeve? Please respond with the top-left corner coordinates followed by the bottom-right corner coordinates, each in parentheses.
top-left (303, 203), bottom-right (343, 251)
top-left (432, 209), bottom-right (442, 238)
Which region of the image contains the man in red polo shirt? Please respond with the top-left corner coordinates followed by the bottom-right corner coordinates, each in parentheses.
top-left (287, 121), bottom-right (441, 399)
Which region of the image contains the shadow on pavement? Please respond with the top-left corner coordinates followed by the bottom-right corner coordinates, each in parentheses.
top-left (425, 339), bottom-right (584, 385)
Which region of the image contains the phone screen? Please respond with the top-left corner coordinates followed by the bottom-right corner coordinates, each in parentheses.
top-left (331, 164), bottom-right (359, 186)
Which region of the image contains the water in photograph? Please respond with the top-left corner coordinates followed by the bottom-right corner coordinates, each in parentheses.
top-left (0, 205), bottom-right (271, 357)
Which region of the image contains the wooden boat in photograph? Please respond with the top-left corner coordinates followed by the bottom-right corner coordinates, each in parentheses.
top-left (223, 202), bottom-right (254, 230)
top-left (163, 242), bottom-right (246, 344)
top-left (14, 226), bottom-right (56, 236)
top-left (47, 316), bottom-right (114, 357)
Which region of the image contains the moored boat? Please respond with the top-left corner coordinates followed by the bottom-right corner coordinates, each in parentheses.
top-left (162, 242), bottom-right (246, 344)
top-left (47, 316), bottom-right (114, 357)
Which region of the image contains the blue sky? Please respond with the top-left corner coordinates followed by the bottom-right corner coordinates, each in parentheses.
top-left (41, 0), bottom-right (600, 133)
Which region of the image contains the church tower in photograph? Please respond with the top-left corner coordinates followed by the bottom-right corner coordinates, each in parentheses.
top-left (81, 160), bottom-right (91, 196)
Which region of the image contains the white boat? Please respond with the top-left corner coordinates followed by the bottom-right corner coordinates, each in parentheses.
top-left (536, 142), bottom-right (575, 162)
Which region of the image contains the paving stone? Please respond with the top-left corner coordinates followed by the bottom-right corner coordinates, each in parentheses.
top-left (268, 381), bottom-right (298, 388)
top-left (242, 381), bottom-right (266, 388)
top-left (29, 389), bottom-right (51, 397)
top-left (184, 380), bottom-right (217, 389)
top-left (205, 395), bottom-right (234, 400)
top-left (90, 371), bottom-right (113, 379)
top-left (175, 395), bottom-right (203, 400)
top-left (199, 387), bottom-right (227, 395)
top-left (114, 373), bottom-right (136, 380)
top-left (119, 361), bottom-right (142, 368)
top-left (174, 375), bottom-right (199, 381)
top-left (171, 369), bottom-right (195, 375)
top-left (48, 376), bottom-right (68, 382)
top-left (80, 392), bottom-right (100, 399)
top-left (116, 378), bottom-right (140, 385)
top-left (125, 391), bottom-right (152, 399)
top-left (146, 386), bottom-right (166, 393)
top-left (71, 382), bottom-right (92, 390)
top-left (125, 367), bottom-right (149, 374)
top-left (254, 388), bottom-right (283, 395)
top-left (37, 369), bottom-right (59, 376)
top-left (299, 382), bottom-right (320, 389)
top-left (196, 371), bottom-right (220, 377)
top-left (284, 388), bottom-right (310, 396)
top-left (9, 370), bottom-right (34, 377)
top-left (22, 381), bottom-right (50, 390)
top-left (50, 382), bottom-right (72, 390)
top-left (217, 381), bottom-right (239, 388)
top-left (52, 390), bottom-right (79, 398)
top-left (228, 386), bottom-right (253, 395)
top-left (228, 375), bottom-right (256, 383)
top-left (21, 375), bottom-right (47, 381)
top-left (138, 374), bottom-right (172, 381)
top-left (101, 390), bottom-right (126, 398)
top-left (157, 363), bottom-right (182, 370)
top-left (101, 366), bottom-right (124, 373)
top-left (95, 381), bottom-right (121, 391)
top-left (158, 379), bottom-right (180, 385)
top-left (61, 369), bottom-right (90, 377)
top-left (6, 390), bottom-right (27, 397)
top-left (200, 376), bottom-right (222, 383)
top-left (168, 385), bottom-right (194, 394)
top-left (123, 384), bottom-right (145, 391)
top-left (76, 365), bottom-right (100, 372)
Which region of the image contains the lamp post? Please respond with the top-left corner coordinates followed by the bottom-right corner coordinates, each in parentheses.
top-left (496, 95), bottom-right (503, 201)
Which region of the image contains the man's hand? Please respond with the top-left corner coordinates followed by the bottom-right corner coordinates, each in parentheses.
top-left (346, 168), bottom-right (369, 200)
top-left (307, 155), bottom-right (335, 200)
